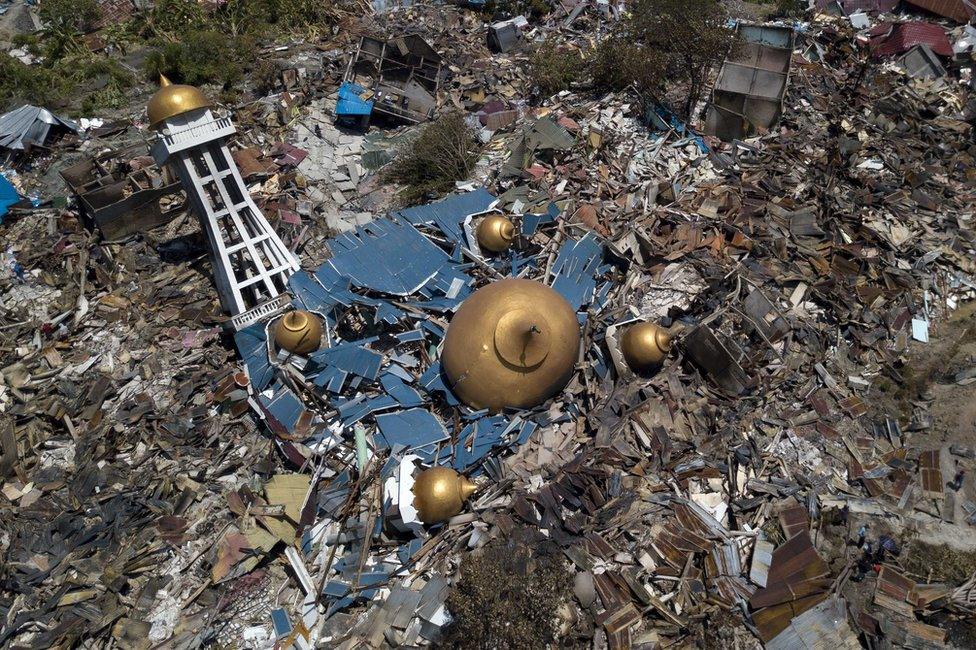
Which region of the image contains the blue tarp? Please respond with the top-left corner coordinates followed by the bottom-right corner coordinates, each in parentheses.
top-left (646, 104), bottom-right (709, 154)
top-left (336, 82), bottom-right (374, 118)
top-left (0, 175), bottom-right (19, 221)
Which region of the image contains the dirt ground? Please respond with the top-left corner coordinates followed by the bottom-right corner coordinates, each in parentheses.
top-left (876, 299), bottom-right (976, 451)
top-left (815, 299), bottom-right (976, 648)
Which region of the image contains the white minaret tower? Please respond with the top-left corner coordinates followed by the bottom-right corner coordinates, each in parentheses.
top-left (148, 76), bottom-right (299, 330)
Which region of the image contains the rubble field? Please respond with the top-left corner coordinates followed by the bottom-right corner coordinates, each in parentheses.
top-left (2, 0), bottom-right (976, 649)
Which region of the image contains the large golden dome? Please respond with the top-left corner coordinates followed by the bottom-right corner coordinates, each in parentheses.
top-left (441, 279), bottom-right (580, 412)
top-left (147, 75), bottom-right (210, 128)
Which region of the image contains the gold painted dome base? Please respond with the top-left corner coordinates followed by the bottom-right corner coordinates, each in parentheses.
top-left (441, 279), bottom-right (580, 412)
top-left (621, 321), bottom-right (671, 373)
top-left (412, 467), bottom-right (478, 524)
top-left (274, 310), bottom-right (323, 355)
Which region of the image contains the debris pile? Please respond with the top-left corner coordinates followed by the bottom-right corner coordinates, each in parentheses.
top-left (1, 2), bottom-right (976, 649)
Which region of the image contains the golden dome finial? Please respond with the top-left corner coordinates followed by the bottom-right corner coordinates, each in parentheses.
top-left (477, 215), bottom-right (516, 253)
top-left (621, 321), bottom-right (672, 373)
top-left (412, 467), bottom-right (478, 524)
top-left (274, 310), bottom-right (323, 355)
top-left (442, 279), bottom-right (579, 412)
top-left (147, 75), bottom-right (210, 128)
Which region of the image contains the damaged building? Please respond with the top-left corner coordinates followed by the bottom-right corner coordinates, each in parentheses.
top-left (337, 35), bottom-right (443, 127)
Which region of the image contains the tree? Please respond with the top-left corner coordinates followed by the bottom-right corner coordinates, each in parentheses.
top-left (591, 36), bottom-right (667, 104)
top-left (622, 0), bottom-right (735, 119)
top-left (530, 41), bottom-right (585, 98)
top-left (39, 0), bottom-right (101, 34)
top-left (384, 114), bottom-right (481, 206)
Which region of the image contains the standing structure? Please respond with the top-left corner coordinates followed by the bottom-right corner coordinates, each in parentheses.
top-left (148, 76), bottom-right (299, 330)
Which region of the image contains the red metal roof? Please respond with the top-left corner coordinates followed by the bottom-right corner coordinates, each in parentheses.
top-left (870, 21), bottom-right (953, 58)
top-left (905, 0), bottom-right (976, 23)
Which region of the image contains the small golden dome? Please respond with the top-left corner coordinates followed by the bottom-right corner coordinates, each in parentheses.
top-left (621, 322), bottom-right (671, 373)
top-left (412, 467), bottom-right (478, 524)
top-left (476, 214), bottom-right (516, 253)
top-left (442, 279), bottom-right (580, 412)
top-left (147, 75), bottom-right (210, 128)
top-left (274, 310), bottom-right (323, 355)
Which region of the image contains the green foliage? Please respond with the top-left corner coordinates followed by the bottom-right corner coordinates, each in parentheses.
top-left (250, 0), bottom-right (342, 32)
top-left (444, 532), bottom-right (571, 649)
top-left (39, 0), bottom-right (101, 34)
top-left (530, 42), bottom-right (584, 98)
top-left (0, 52), bottom-right (135, 114)
top-left (138, 0), bottom-right (208, 39)
top-left (81, 85), bottom-right (128, 114)
top-left (252, 59), bottom-right (285, 95)
top-left (619, 0), bottom-right (735, 118)
top-left (384, 114), bottom-right (481, 206)
top-left (591, 36), bottom-right (666, 100)
top-left (137, 0), bottom-right (342, 40)
top-left (775, 0), bottom-right (806, 18)
top-left (484, 0), bottom-right (551, 21)
top-left (22, 0), bottom-right (347, 113)
top-left (143, 30), bottom-right (249, 88)
top-left (0, 55), bottom-right (72, 109)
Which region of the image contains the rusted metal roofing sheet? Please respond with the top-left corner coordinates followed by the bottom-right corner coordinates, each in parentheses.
top-left (749, 532), bottom-right (832, 641)
top-left (871, 22), bottom-right (953, 58)
top-left (766, 596), bottom-right (861, 650)
top-left (905, 0), bottom-right (976, 23)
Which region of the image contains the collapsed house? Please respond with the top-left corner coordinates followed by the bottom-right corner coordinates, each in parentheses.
top-left (0, 105), bottom-right (79, 162)
top-left (337, 35), bottom-right (443, 127)
top-left (60, 146), bottom-right (183, 240)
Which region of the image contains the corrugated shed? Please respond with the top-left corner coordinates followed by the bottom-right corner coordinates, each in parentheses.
top-left (0, 105), bottom-right (78, 151)
top-left (905, 0), bottom-right (976, 23)
top-left (870, 22), bottom-right (953, 58)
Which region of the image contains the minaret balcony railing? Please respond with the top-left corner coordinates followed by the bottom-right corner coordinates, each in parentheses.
top-left (156, 116), bottom-right (236, 154)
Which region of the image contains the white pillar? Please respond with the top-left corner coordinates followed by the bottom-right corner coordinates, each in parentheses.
top-left (152, 108), bottom-right (299, 330)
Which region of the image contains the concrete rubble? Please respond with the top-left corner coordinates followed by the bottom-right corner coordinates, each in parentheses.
top-left (2, 1), bottom-right (976, 649)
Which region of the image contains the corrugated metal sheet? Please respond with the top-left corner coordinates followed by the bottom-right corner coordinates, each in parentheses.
top-left (749, 532), bottom-right (832, 641)
top-left (704, 23), bottom-right (795, 141)
top-left (871, 22), bottom-right (953, 58)
top-left (814, 0), bottom-right (899, 12)
top-left (335, 81), bottom-right (374, 118)
top-left (0, 105), bottom-right (78, 151)
top-left (393, 187), bottom-right (496, 242)
top-left (901, 44), bottom-right (947, 79)
top-left (906, 0), bottom-right (976, 23)
top-left (766, 597), bottom-right (861, 650)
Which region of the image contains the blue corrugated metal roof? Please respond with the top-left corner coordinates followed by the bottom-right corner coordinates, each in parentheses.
top-left (550, 233), bottom-right (604, 309)
top-left (375, 408), bottom-right (449, 450)
top-left (335, 81), bottom-right (374, 118)
top-left (326, 218), bottom-right (449, 295)
top-left (234, 322), bottom-right (275, 392)
top-left (393, 189), bottom-right (496, 243)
